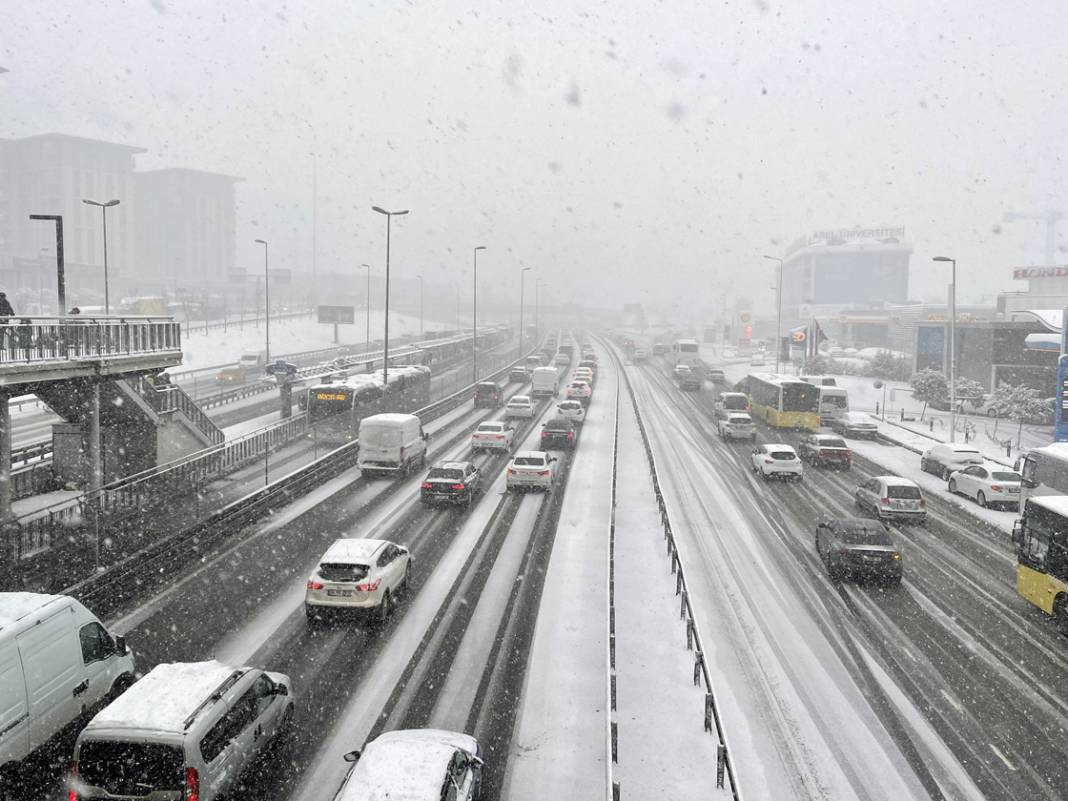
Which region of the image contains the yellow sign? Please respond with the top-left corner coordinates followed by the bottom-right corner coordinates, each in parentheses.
top-left (792, 331), bottom-right (807, 343)
top-left (315, 392), bottom-right (347, 401)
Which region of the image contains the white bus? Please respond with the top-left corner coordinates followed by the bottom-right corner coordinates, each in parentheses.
top-left (671, 338), bottom-right (701, 368)
top-left (1019, 442), bottom-right (1068, 513)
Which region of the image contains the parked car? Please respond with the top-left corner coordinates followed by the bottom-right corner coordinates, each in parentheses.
top-left (555, 399), bottom-right (587, 424)
top-left (473, 381), bottom-right (503, 409)
top-left (565, 380), bottom-right (593, 404)
top-left (505, 395), bottom-right (537, 419)
top-left (797, 434), bottom-right (852, 469)
top-left (420, 461), bottom-right (482, 507)
top-left (831, 411), bottom-right (878, 439)
top-left (71, 660), bottom-right (294, 801)
top-left (718, 412), bottom-right (756, 441)
top-left (305, 538), bottom-right (412, 624)
top-left (332, 729), bottom-right (482, 801)
top-left (947, 462), bottom-right (1023, 508)
top-left (815, 517), bottom-right (903, 584)
top-left (920, 443), bottom-right (984, 481)
top-left (508, 366), bottom-right (530, 383)
top-left (470, 420), bottom-right (515, 452)
top-left (506, 451), bottom-right (557, 492)
top-left (541, 416), bottom-right (578, 450)
top-left (750, 443), bottom-right (803, 481)
top-left (0, 593), bottom-right (136, 780)
top-left (854, 476), bottom-right (926, 523)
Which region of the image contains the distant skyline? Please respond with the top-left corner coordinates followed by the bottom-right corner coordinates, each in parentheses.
top-left (3, 0), bottom-right (1066, 314)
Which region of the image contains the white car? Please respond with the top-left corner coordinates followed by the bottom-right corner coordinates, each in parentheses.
top-left (855, 476), bottom-right (926, 523)
top-left (948, 462), bottom-right (1023, 508)
top-left (471, 420), bottom-right (515, 452)
top-left (633, 348), bottom-right (649, 362)
top-left (505, 395), bottom-right (536, 419)
top-left (920, 443), bottom-right (984, 481)
top-left (333, 729), bottom-right (483, 801)
top-left (555, 399), bottom-right (587, 424)
top-left (718, 412), bottom-right (756, 441)
top-left (554, 353), bottom-right (570, 366)
top-left (506, 451), bottom-right (557, 492)
top-left (750, 353), bottom-right (766, 366)
top-left (565, 380), bottom-right (592, 403)
top-left (305, 538), bottom-right (412, 625)
top-left (573, 368), bottom-right (595, 385)
top-left (750, 443), bottom-right (803, 481)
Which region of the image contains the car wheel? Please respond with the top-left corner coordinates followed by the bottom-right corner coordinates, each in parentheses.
top-left (977, 491), bottom-right (987, 508)
top-left (375, 591), bottom-right (393, 627)
top-left (920, 458), bottom-right (928, 473)
top-left (948, 478), bottom-right (957, 494)
top-left (1055, 596), bottom-right (1068, 637)
top-left (942, 467), bottom-right (952, 481)
top-left (404, 561), bottom-right (413, 590)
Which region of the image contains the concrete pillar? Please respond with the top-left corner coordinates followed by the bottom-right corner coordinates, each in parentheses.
top-left (279, 383), bottom-right (293, 419)
top-left (87, 383), bottom-right (102, 493)
top-left (0, 390), bottom-right (11, 522)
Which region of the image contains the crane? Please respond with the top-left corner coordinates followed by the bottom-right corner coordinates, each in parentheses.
top-left (1003, 210), bottom-right (1064, 265)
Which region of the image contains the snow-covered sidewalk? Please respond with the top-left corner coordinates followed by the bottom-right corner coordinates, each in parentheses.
top-left (613, 384), bottom-right (729, 799)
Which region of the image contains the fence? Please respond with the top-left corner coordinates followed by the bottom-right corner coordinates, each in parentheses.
top-left (132, 377), bottom-right (225, 445)
top-left (614, 343), bottom-right (742, 801)
top-left (0, 317), bottom-right (180, 364)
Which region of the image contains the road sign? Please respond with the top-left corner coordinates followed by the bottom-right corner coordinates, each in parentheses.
top-left (318, 305), bottom-right (355, 325)
top-left (792, 330), bottom-right (807, 343)
top-left (265, 360), bottom-right (298, 377)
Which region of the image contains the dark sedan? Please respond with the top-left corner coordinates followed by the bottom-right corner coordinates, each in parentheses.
top-left (797, 434), bottom-right (852, 469)
top-left (815, 517), bottom-right (902, 584)
top-left (420, 461), bottom-right (482, 508)
top-left (540, 416), bottom-right (578, 450)
top-left (831, 412), bottom-right (879, 439)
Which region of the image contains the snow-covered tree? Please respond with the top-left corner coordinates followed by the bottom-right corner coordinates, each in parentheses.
top-left (909, 369), bottom-right (948, 420)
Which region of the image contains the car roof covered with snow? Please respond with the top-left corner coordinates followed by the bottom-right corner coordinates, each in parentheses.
top-left (1031, 495), bottom-right (1068, 518)
top-left (321, 538), bottom-right (388, 565)
top-left (339, 729), bottom-right (478, 801)
top-left (0, 592), bottom-right (67, 630)
top-left (875, 475), bottom-right (920, 487)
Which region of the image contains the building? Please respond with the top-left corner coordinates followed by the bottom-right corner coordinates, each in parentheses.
top-left (999, 265), bottom-right (1068, 317)
top-left (780, 226), bottom-right (912, 327)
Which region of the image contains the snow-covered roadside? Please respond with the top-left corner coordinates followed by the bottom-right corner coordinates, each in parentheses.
top-left (502, 348), bottom-right (616, 801)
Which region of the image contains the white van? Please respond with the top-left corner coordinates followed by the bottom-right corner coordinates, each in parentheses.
top-left (530, 366), bottom-right (559, 398)
top-left (0, 593), bottom-right (135, 779)
top-left (71, 661), bottom-right (294, 801)
top-left (817, 386), bottom-right (849, 425)
top-left (357, 413), bottom-right (428, 477)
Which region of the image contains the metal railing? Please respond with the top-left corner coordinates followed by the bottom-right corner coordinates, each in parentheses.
top-left (130, 377), bottom-right (224, 445)
top-left (0, 316), bottom-right (180, 365)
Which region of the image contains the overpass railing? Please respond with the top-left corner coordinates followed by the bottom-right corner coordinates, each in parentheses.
top-left (0, 316), bottom-right (180, 365)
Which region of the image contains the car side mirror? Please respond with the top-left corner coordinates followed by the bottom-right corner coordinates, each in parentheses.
top-left (343, 750), bottom-right (361, 763)
top-left (274, 683), bottom-right (289, 696)
top-left (114, 635), bottom-right (128, 656)
top-left (423, 432), bottom-right (429, 441)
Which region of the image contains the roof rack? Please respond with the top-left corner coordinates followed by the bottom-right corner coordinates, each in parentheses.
top-left (182, 669), bottom-right (246, 730)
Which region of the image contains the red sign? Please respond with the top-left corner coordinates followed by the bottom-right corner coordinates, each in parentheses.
top-left (1013, 265), bottom-right (1068, 280)
top-left (743, 324), bottom-right (752, 339)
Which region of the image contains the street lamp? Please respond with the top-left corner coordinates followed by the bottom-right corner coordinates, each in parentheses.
top-left (372, 206), bottom-right (410, 386)
top-left (934, 255), bottom-right (958, 442)
top-left (254, 240), bottom-right (270, 363)
top-left (518, 267), bottom-right (532, 358)
top-left (416, 274), bottom-right (424, 339)
top-left (763, 255), bottom-right (784, 374)
top-left (472, 245), bottom-right (486, 383)
top-left (535, 278), bottom-right (544, 343)
top-left (82, 199), bottom-right (120, 315)
top-left (361, 263), bottom-right (372, 354)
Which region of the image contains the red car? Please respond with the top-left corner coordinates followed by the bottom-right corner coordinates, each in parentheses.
top-left (797, 434), bottom-right (852, 469)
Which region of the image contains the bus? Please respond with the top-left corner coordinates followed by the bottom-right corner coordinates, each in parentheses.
top-left (306, 365), bottom-right (431, 445)
top-left (745, 373), bottom-right (820, 429)
top-left (1011, 496), bottom-right (1068, 635)
top-left (1018, 443), bottom-right (1068, 511)
top-left (671, 339), bottom-right (701, 368)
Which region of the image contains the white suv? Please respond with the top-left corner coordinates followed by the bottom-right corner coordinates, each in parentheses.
top-left (305, 539), bottom-right (412, 625)
top-left (718, 412), bottom-right (756, 441)
top-left (505, 395), bottom-right (536, 419)
top-left (506, 451), bottom-right (556, 492)
top-left (750, 444), bottom-right (803, 481)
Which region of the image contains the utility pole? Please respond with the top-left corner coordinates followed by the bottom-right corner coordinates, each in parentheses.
top-left (472, 245), bottom-right (486, 383)
top-left (763, 255), bottom-right (784, 373)
top-left (372, 207), bottom-right (410, 386)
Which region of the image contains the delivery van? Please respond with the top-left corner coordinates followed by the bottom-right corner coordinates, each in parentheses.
top-left (530, 367), bottom-right (559, 398)
top-left (357, 413), bottom-right (429, 477)
top-left (0, 593), bottom-right (135, 785)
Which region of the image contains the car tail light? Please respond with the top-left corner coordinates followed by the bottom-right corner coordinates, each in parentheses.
top-left (764, 458), bottom-right (774, 464)
top-left (567, 431), bottom-right (574, 440)
top-left (507, 468), bottom-right (515, 475)
top-left (918, 499), bottom-right (926, 507)
top-left (990, 484), bottom-right (1001, 492)
top-left (541, 431), bottom-right (548, 438)
top-left (184, 767), bottom-right (199, 801)
top-left (420, 482), bottom-right (432, 490)
top-left (494, 435), bottom-right (504, 440)
top-left (880, 497), bottom-right (890, 505)
top-left (538, 470), bottom-right (551, 476)
top-left (307, 580), bottom-right (324, 590)
top-left (68, 762), bottom-right (78, 801)
top-left (356, 578), bottom-right (382, 592)
top-left (451, 483), bottom-right (466, 490)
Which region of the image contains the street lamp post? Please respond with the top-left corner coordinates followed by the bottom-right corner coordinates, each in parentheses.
top-left (82, 199), bottom-right (120, 315)
top-left (518, 267), bottom-right (532, 359)
top-left (29, 214), bottom-right (66, 314)
top-left (372, 207), bottom-right (410, 386)
top-left (472, 246), bottom-right (486, 383)
top-left (934, 256), bottom-right (958, 442)
top-left (416, 274), bottom-right (424, 339)
top-left (361, 263), bottom-right (372, 354)
top-left (254, 240), bottom-right (270, 363)
top-left (763, 255), bottom-right (784, 374)
top-left (535, 278), bottom-right (543, 343)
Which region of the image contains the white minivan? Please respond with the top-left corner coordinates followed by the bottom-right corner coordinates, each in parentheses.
top-left (357, 413), bottom-right (428, 477)
top-left (530, 366), bottom-right (559, 398)
top-left (0, 593), bottom-right (136, 782)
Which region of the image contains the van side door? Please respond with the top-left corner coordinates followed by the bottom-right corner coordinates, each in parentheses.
top-left (16, 608), bottom-right (82, 751)
top-left (0, 642), bottom-right (30, 765)
top-left (77, 622), bottom-right (119, 712)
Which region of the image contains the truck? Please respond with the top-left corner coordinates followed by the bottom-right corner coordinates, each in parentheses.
top-left (216, 350), bottom-right (268, 385)
top-left (530, 366), bottom-right (559, 398)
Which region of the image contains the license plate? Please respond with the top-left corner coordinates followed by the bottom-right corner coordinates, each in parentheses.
top-left (1008, 488), bottom-right (1020, 494)
top-left (861, 555), bottom-right (882, 563)
top-left (327, 590), bottom-right (353, 597)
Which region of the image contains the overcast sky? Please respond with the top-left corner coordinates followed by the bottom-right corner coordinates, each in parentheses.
top-left (3, 0), bottom-right (1067, 315)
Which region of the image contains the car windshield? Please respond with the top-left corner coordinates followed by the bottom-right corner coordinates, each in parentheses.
top-left (514, 457), bottom-right (545, 467)
top-left (477, 423), bottom-right (503, 432)
top-left (428, 468), bottom-right (464, 480)
top-left (887, 485), bottom-right (922, 499)
top-left (319, 562), bottom-right (370, 582)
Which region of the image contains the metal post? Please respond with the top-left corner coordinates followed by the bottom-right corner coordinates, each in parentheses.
top-left (87, 383), bottom-right (102, 566)
top-left (417, 274), bottom-right (424, 339)
top-left (519, 267), bottom-right (531, 359)
top-left (372, 207), bottom-right (410, 388)
top-left (362, 263), bottom-right (371, 354)
top-left (934, 256), bottom-right (958, 442)
top-left (0, 391), bottom-right (11, 523)
top-left (473, 246), bottom-right (486, 383)
top-left (30, 215), bottom-right (65, 314)
top-left (764, 255), bottom-right (784, 374)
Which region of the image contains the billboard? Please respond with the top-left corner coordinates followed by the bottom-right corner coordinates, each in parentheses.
top-left (318, 305), bottom-right (355, 324)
